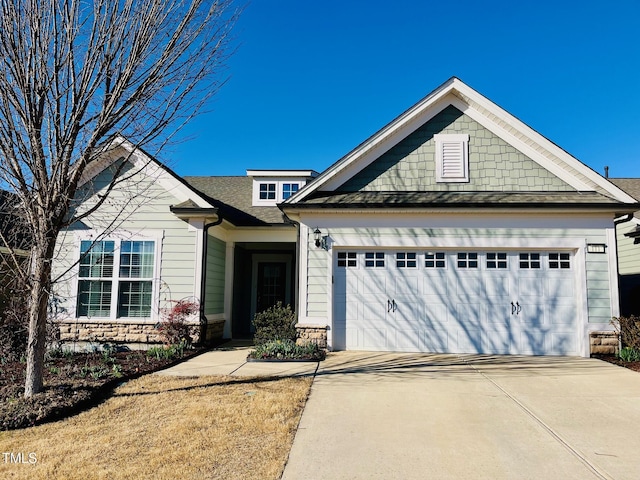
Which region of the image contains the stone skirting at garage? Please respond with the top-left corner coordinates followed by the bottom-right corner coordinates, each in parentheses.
top-left (296, 324), bottom-right (328, 349)
top-left (590, 331), bottom-right (620, 355)
top-left (57, 318), bottom-right (225, 347)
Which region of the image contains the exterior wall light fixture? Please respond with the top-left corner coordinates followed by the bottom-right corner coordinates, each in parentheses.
top-left (586, 243), bottom-right (607, 254)
top-left (314, 227), bottom-right (328, 250)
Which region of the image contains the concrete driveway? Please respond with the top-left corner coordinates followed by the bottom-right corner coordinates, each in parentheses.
top-left (282, 353), bottom-right (640, 480)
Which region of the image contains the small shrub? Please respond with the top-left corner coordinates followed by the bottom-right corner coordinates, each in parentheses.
top-left (611, 316), bottom-right (640, 351)
top-left (619, 347), bottom-right (640, 362)
top-left (146, 340), bottom-right (188, 361)
top-left (248, 338), bottom-right (325, 361)
top-left (252, 302), bottom-right (297, 346)
top-left (157, 299), bottom-right (199, 346)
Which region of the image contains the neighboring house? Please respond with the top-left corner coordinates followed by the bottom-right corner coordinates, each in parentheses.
top-left (0, 189), bottom-right (31, 318)
top-left (53, 78), bottom-right (639, 356)
top-left (608, 178), bottom-right (640, 316)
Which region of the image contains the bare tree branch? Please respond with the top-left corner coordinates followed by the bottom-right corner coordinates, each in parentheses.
top-left (0, 0), bottom-right (239, 397)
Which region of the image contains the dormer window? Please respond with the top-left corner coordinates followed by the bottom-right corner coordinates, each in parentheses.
top-left (282, 183), bottom-right (299, 200)
top-left (248, 170), bottom-right (318, 206)
top-left (259, 183), bottom-right (277, 200)
top-left (434, 133), bottom-right (470, 183)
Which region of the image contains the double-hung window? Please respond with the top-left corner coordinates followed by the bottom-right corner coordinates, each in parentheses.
top-left (77, 239), bottom-right (155, 318)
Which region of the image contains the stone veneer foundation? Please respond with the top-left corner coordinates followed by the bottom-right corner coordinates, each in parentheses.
top-left (590, 331), bottom-right (620, 355)
top-left (296, 324), bottom-right (328, 349)
top-left (57, 319), bottom-right (225, 347)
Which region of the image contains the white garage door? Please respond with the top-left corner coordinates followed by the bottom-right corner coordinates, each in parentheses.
top-left (333, 250), bottom-right (577, 355)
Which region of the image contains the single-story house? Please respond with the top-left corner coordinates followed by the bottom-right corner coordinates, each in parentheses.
top-left (52, 77), bottom-right (639, 356)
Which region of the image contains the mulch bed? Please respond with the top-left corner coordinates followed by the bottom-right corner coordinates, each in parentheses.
top-left (592, 354), bottom-right (640, 373)
top-left (0, 348), bottom-right (204, 431)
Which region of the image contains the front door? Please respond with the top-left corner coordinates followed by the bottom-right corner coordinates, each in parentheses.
top-left (256, 262), bottom-right (287, 313)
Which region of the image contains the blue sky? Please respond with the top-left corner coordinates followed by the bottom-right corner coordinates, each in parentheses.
top-left (167, 0), bottom-right (640, 179)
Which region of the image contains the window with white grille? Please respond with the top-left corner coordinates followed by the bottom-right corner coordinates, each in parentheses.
top-left (434, 134), bottom-right (469, 183)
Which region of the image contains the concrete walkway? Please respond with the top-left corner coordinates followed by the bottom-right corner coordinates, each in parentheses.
top-left (282, 352), bottom-right (640, 480)
top-left (155, 343), bottom-right (319, 377)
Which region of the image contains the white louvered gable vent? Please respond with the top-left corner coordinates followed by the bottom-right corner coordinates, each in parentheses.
top-left (434, 133), bottom-right (469, 183)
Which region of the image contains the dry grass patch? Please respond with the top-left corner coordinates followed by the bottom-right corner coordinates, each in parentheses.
top-left (0, 374), bottom-right (312, 480)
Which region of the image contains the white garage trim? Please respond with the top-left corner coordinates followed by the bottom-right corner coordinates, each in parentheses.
top-left (322, 236), bottom-right (591, 356)
top-left (331, 248), bottom-right (586, 356)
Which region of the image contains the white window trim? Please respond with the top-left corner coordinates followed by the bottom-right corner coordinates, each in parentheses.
top-left (252, 179), bottom-right (305, 206)
top-left (434, 133), bottom-right (470, 183)
top-left (72, 230), bottom-right (164, 322)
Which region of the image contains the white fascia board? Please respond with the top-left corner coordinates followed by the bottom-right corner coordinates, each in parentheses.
top-left (451, 83), bottom-right (637, 203)
top-left (246, 170), bottom-right (318, 178)
top-left (79, 137), bottom-right (215, 209)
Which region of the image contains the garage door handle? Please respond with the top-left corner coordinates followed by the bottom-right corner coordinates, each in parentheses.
top-left (516, 302), bottom-right (521, 315)
top-left (392, 299), bottom-right (397, 312)
top-left (387, 300), bottom-right (392, 312)
top-left (511, 302), bottom-right (516, 315)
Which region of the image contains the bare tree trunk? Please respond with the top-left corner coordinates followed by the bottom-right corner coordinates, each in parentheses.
top-left (0, 0), bottom-right (238, 398)
top-left (24, 235), bottom-right (56, 397)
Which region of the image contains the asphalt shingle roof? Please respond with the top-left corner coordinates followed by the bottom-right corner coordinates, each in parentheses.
top-left (182, 176), bottom-right (290, 226)
top-left (609, 178), bottom-right (640, 202)
top-left (290, 191), bottom-right (627, 209)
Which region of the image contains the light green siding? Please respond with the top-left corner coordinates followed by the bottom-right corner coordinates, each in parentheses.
top-left (305, 225), bottom-right (612, 324)
top-left (339, 105), bottom-right (574, 193)
top-left (617, 221), bottom-right (640, 275)
top-left (53, 160), bottom-right (198, 319)
top-left (204, 235), bottom-right (225, 315)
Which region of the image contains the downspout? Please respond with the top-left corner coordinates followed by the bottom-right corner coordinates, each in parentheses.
top-left (199, 215), bottom-right (223, 344)
top-left (281, 210), bottom-right (301, 317)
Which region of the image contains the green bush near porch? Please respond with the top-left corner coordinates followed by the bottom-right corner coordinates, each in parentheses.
top-left (252, 302), bottom-right (297, 346)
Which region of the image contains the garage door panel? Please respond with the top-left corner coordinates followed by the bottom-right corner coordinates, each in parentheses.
top-left (456, 302), bottom-right (483, 326)
top-left (519, 277), bottom-right (544, 297)
top-left (486, 303), bottom-right (512, 326)
top-left (345, 328), bottom-right (358, 349)
top-left (482, 328), bottom-right (514, 354)
top-left (456, 277), bottom-right (484, 297)
top-left (518, 302), bottom-right (545, 326)
top-left (422, 272), bottom-right (448, 296)
top-left (362, 326), bottom-right (388, 349)
top-left (485, 276), bottom-right (510, 297)
top-left (550, 331), bottom-right (576, 354)
top-left (334, 249), bottom-right (578, 356)
top-left (424, 302), bottom-right (449, 327)
top-left (423, 329), bottom-right (449, 352)
top-left (392, 329), bottom-right (423, 351)
top-left (549, 305), bottom-right (574, 325)
top-left (393, 273), bottom-right (420, 296)
top-left (362, 273), bottom-right (388, 294)
top-left (519, 330), bottom-right (549, 355)
top-left (547, 276), bottom-right (574, 297)
top-left (454, 328), bottom-right (483, 354)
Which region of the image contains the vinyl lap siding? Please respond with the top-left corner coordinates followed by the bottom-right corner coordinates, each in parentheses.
top-left (204, 235), bottom-right (225, 315)
top-left (53, 161), bottom-right (198, 319)
top-left (617, 221), bottom-right (640, 275)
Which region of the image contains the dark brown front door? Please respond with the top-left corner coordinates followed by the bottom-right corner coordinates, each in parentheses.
top-left (256, 262), bottom-right (287, 313)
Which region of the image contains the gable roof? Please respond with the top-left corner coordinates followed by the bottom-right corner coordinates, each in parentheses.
top-left (285, 77), bottom-right (637, 207)
top-left (79, 136), bottom-right (217, 210)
